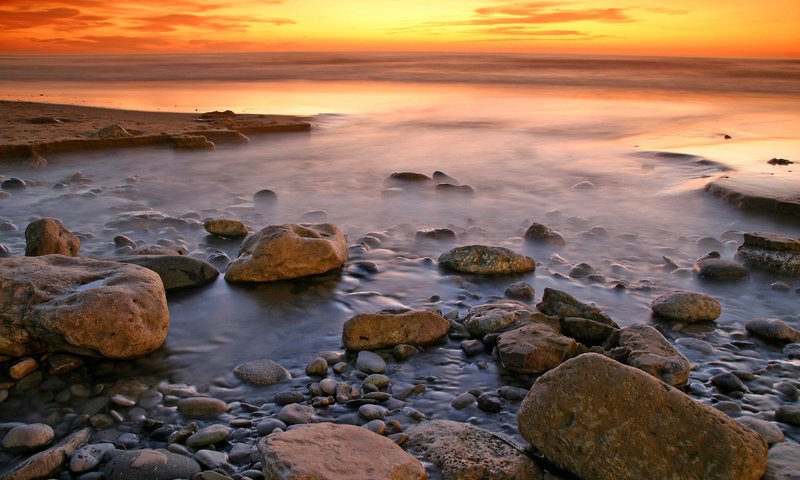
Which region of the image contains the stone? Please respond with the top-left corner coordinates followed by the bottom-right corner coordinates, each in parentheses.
top-left (763, 442), bottom-right (800, 480)
top-left (439, 245), bottom-right (535, 275)
top-left (195, 449), bottom-right (229, 469)
top-left (359, 404), bottom-right (388, 420)
top-left (259, 423), bottom-right (426, 480)
top-left (171, 135), bottom-right (215, 150)
top-left (277, 403), bottom-right (315, 425)
top-left (274, 391), bottom-right (304, 405)
top-left (47, 353), bottom-right (84, 375)
top-left (785, 343), bottom-right (800, 358)
top-left (737, 232), bottom-right (800, 276)
top-left (305, 356), bottom-right (329, 377)
top-left (233, 359), bottom-right (292, 386)
top-left (254, 189), bottom-right (278, 205)
top-left (435, 183), bottom-right (475, 195)
top-left (742, 232), bottom-right (800, 251)
top-left (496, 323), bottom-right (584, 374)
top-left (463, 302), bottom-right (559, 338)
top-left (693, 258), bottom-right (749, 280)
top-left (177, 397), bottom-right (228, 419)
top-left (561, 317), bottom-right (617, 346)
top-left (536, 288), bottom-right (618, 327)
top-left (518, 353), bottom-right (768, 480)
top-left (2, 423), bottom-right (55, 452)
top-left (9, 357), bottom-right (38, 380)
top-left (225, 223), bottom-right (348, 282)
top-left (1, 428), bottom-right (90, 480)
top-left (460, 339), bottom-right (484, 356)
top-left (256, 418), bottom-right (287, 436)
top-left (415, 228), bottom-right (457, 242)
top-left (116, 255), bottom-right (219, 290)
top-left (618, 324), bottom-right (691, 386)
top-left (25, 218), bottom-right (80, 256)
top-left (104, 448), bottom-right (201, 480)
top-left (0, 255), bottom-right (169, 359)
top-left (735, 417), bottom-right (784, 445)
top-left (775, 405), bottom-right (800, 425)
top-left (651, 290), bottom-right (721, 322)
top-left (568, 262), bottom-right (596, 278)
top-left (407, 419), bottom-right (543, 480)
top-left (69, 442), bottom-right (115, 473)
top-left (504, 281), bottom-right (534, 300)
top-left (204, 219), bottom-right (248, 238)
top-left (342, 309), bottom-right (450, 351)
top-left (451, 392), bottom-right (476, 409)
top-left (356, 351), bottom-right (386, 374)
top-left (524, 223), bottom-right (566, 246)
top-left (746, 317), bottom-right (800, 343)
top-left (387, 172), bottom-right (432, 184)
top-left (1, 177), bottom-right (26, 189)
top-left (477, 393), bottom-right (503, 413)
top-left (186, 424), bottom-right (230, 448)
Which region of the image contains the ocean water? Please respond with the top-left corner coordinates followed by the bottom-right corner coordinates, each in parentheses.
top-left (0, 53), bottom-right (799, 466)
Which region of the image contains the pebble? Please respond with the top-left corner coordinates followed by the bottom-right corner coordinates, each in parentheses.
top-left (319, 378), bottom-right (338, 396)
top-left (451, 392), bottom-right (476, 410)
top-left (277, 404), bottom-right (315, 425)
top-left (735, 417), bottom-right (784, 445)
top-left (359, 404), bottom-right (388, 420)
top-left (675, 337), bottom-right (715, 355)
top-left (253, 189), bottom-right (278, 205)
top-left (116, 432), bottom-right (139, 449)
top-left (233, 359), bottom-right (292, 386)
top-left (460, 339), bottom-right (484, 356)
top-left (356, 351), bottom-right (386, 374)
top-left (195, 449), bottom-right (229, 469)
top-left (569, 262), bottom-right (596, 278)
top-left (274, 391), bottom-right (305, 405)
top-left (392, 344), bottom-right (418, 360)
top-left (9, 357), bottom-right (38, 380)
top-left (110, 394), bottom-right (136, 407)
top-left (1, 423), bottom-right (54, 452)
top-left (710, 372), bottom-right (748, 393)
top-left (775, 405), bottom-right (800, 425)
top-left (305, 356), bottom-right (329, 377)
top-left (332, 362), bottom-right (350, 374)
top-left (186, 424), bottom-right (230, 447)
top-left (403, 407), bottom-right (426, 421)
top-left (745, 317), bottom-right (800, 343)
top-left (228, 442), bottom-right (253, 463)
top-left (497, 386), bottom-right (529, 401)
top-left (504, 281), bottom-right (535, 300)
top-left (178, 397), bottom-right (229, 419)
top-left (770, 281), bottom-right (790, 291)
top-left (364, 419), bottom-right (386, 434)
top-left (477, 393), bottom-right (503, 413)
top-left (317, 351), bottom-right (345, 365)
top-left (363, 374), bottom-right (391, 390)
top-left (775, 381), bottom-right (799, 400)
top-left (70, 443), bottom-right (116, 472)
top-left (256, 418), bottom-right (287, 436)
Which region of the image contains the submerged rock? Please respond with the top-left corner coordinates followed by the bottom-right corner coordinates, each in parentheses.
top-left (504, 281), bottom-right (535, 300)
top-left (415, 228), bottom-right (457, 242)
top-left (116, 255), bottom-right (219, 290)
top-left (387, 172), bottom-right (432, 184)
top-left (225, 223), bottom-right (348, 282)
top-left (693, 257), bottom-right (749, 280)
top-left (0, 255), bottom-right (169, 359)
top-left (651, 290), bottom-right (721, 322)
top-left (736, 232), bottom-right (800, 276)
top-left (746, 317), bottom-right (800, 343)
top-left (342, 309), bottom-right (450, 351)
top-left (104, 449), bottom-right (201, 480)
top-left (496, 323), bottom-right (584, 374)
top-left (517, 353), bottom-right (768, 480)
top-left (203, 218), bottom-right (248, 238)
top-left (524, 222), bottom-right (566, 246)
top-left (438, 245), bottom-right (535, 275)
top-left (618, 324), bottom-right (691, 386)
top-left (25, 218), bottom-right (80, 257)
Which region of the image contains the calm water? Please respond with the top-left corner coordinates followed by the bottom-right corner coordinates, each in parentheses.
top-left (1, 53), bottom-right (799, 452)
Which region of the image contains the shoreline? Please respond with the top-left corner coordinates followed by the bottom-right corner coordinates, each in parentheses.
top-left (0, 101), bottom-right (313, 164)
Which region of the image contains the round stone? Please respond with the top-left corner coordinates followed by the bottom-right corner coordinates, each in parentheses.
top-left (186, 424), bottom-right (230, 448)
top-left (177, 397), bottom-right (228, 419)
top-left (305, 357), bottom-right (329, 377)
top-left (1, 423), bottom-right (54, 452)
top-left (356, 351), bottom-right (386, 374)
top-left (278, 404), bottom-right (315, 425)
top-left (233, 359), bottom-right (292, 386)
top-left (359, 404), bottom-right (388, 421)
top-left (651, 290), bottom-right (721, 322)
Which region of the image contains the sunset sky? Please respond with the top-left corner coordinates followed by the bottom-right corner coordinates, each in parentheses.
top-left (1, 0), bottom-right (798, 57)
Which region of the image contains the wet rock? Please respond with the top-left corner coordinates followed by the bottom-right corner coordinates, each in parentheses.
top-left (407, 419), bottom-right (543, 480)
top-left (536, 288), bottom-right (618, 327)
top-left (104, 448), bottom-right (202, 480)
top-left (768, 157), bottom-right (794, 165)
top-left (736, 232), bottom-right (800, 276)
top-left (233, 359), bottom-right (292, 386)
top-left (278, 403), bottom-right (315, 425)
top-left (523, 222), bottom-right (566, 246)
top-left (46, 353), bottom-right (84, 375)
top-left (415, 228), bottom-right (457, 242)
top-left (204, 219), bottom-right (248, 238)
top-left (710, 372), bottom-right (748, 393)
top-left (476, 393), bottom-right (503, 413)
top-left (356, 351), bottom-right (386, 374)
top-left (387, 172), bottom-right (432, 184)
top-left (496, 324), bottom-right (584, 374)
top-left (342, 309), bottom-right (450, 351)
top-left (106, 210), bottom-right (193, 232)
top-left (771, 281), bottom-right (791, 291)
top-left (225, 223), bottom-right (348, 282)
top-left (438, 245), bottom-right (535, 275)
top-left (1, 177), bottom-right (26, 189)
top-left (177, 397), bottom-right (228, 419)
top-left (259, 423), bottom-right (426, 480)
top-left (735, 417), bottom-right (784, 445)
top-left (256, 418), bottom-right (287, 436)
top-left (436, 183), bottom-right (475, 195)
top-left (763, 442), bottom-right (800, 480)
top-left (785, 343), bottom-right (800, 358)
top-left (651, 290), bottom-right (721, 322)
top-left (0, 244), bottom-right (11, 258)
top-left (619, 324), bottom-right (691, 386)
top-left (2, 423), bottom-right (54, 452)
top-left (693, 258), bottom-right (749, 280)
top-left (186, 424), bottom-right (230, 448)
top-left (504, 281), bottom-right (534, 300)
top-left (1, 428), bottom-right (90, 480)
top-left (393, 344), bottom-right (419, 360)
top-left (561, 317), bottom-right (617, 346)
top-left (463, 301), bottom-right (559, 338)
top-left (460, 339), bottom-right (484, 356)
top-left (359, 404), bottom-right (388, 420)
top-left (568, 262), bottom-right (596, 278)
top-left (775, 405), bottom-right (800, 426)
top-left (69, 442), bottom-right (115, 473)
top-left (518, 353), bottom-right (768, 480)
top-left (305, 356), bottom-right (329, 377)
top-left (30, 116), bottom-right (63, 124)
top-left (116, 255), bottom-right (219, 290)
top-left (253, 189), bottom-right (278, 205)
top-left (24, 218), bottom-right (80, 256)
top-left (9, 357), bottom-right (38, 380)
top-left (451, 392), bottom-right (476, 410)
top-left (432, 170), bottom-right (458, 183)
top-left (0, 256), bottom-right (168, 359)
top-left (745, 317), bottom-right (800, 343)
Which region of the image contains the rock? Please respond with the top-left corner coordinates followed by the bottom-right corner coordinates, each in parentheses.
top-left (463, 302), bottom-right (559, 338)
top-left (763, 442), bottom-right (800, 480)
top-left (277, 404), bottom-right (315, 425)
top-left (225, 223), bottom-right (348, 282)
top-left (438, 245), bottom-right (535, 275)
top-left (496, 324), bottom-right (584, 374)
top-left (504, 281), bottom-right (534, 300)
top-left (259, 423), bottom-right (426, 480)
top-left (387, 172), bottom-right (432, 184)
top-left (9, 357), bottom-right (38, 380)
top-left (432, 171), bottom-right (458, 183)
top-left (24, 218), bottom-right (80, 256)
top-left (177, 397), bottom-right (228, 419)
top-left (407, 420), bottom-right (542, 480)
top-left (1, 177), bottom-right (26, 189)
top-left (768, 158), bottom-right (794, 165)
top-left (460, 339), bottom-right (484, 356)
top-left (305, 356), bottom-right (329, 377)
top-left (96, 125), bottom-right (133, 138)
top-left (342, 309), bottom-right (450, 351)
top-left (476, 393), bottom-right (503, 413)
top-left (561, 317), bottom-right (617, 346)
top-left (116, 255), bottom-right (219, 290)
top-left (705, 175), bottom-right (800, 217)
top-left (204, 219), bottom-right (248, 238)
top-left (69, 443), bottom-right (115, 473)
top-left (356, 351), bottom-right (386, 374)
top-left (735, 417), bottom-right (784, 445)
top-left (47, 353), bottom-right (84, 375)
top-left (435, 184), bottom-right (475, 195)
top-left (775, 405), bottom-right (800, 425)
top-left (195, 449), bottom-right (229, 469)
top-left (186, 424), bottom-right (230, 448)
top-left (651, 290), bottom-right (721, 322)
top-left (736, 232), bottom-right (800, 276)
top-left (171, 135), bottom-right (215, 150)
top-left (523, 223), bottom-right (566, 246)
top-left (518, 353), bottom-right (768, 480)
top-left (359, 404), bottom-right (388, 420)
top-left (1, 428), bottom-right (90, 480)
top-left (536, 288), bottom-right (618, 327)
top-left (2, 423), bottom-right (55, 452)
top-left (415, 228), bottom-right (457, 242)
top-left (746, 317), bottom-right (800, 343)
top-left (568, 262), bottom-right (595, 278)
top-left (0, 255), bottom-right (169, 359)
top-left (618, 324), bottom-right (691, 386)
top-left (104, 449), bottom-right (201, 480)
top-left (233, 359), bottom-right (291, 386)
top-left (451, 392), bottom-right (476, 410)
top-left (693, 258), bottom-right (749, 280)
top-left (253, 189), bottom-right (278, 205)
top-left (742, 232), bottom-right (800, 251)
top-left (256, 418), bottom-right (287, 436)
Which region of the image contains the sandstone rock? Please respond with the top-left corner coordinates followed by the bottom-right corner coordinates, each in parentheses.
top-left (618, 324), bottom-right (691, 386)
top-left (177, 397), bottom-right (228, 419)
top-left (342, 309), bottom-right (450, 351)
top-left (406, 419), bottom-right (543, 480)
top-left (693, 258), bottom-right (749, 280)
top-left (225, 223), bottom-right (348, 282)
top-left (536, 288), bottom-right (618, 327)
top-left (1, 428), bottom-right (90, 480)
top-left (518, 353), bottom-right (768, 480)
top-left (746, 317), bottom-right (800, 343)
top-left (463, 302), bottom-right (560, 338)
top-left (737, 232), bottom-right (800, 276)
top-left (561, 317), bottom-right (617, 346)
top-left (204, 219), bottom-right (248, 238)
top-left (0, 255), bottom-right (169, 359)
top-left (24, 218), bottom-right (80, 256)
top-left (763, 442), bottom-right (800, 480)
top-left (438, 245), bottom-right (535, 275)
top-left (524, 223), bottom-right (566, 246)
top-left (651, 290), bottom-right (721, 322)
top-left (504, 281), bottom-right (534, 300)
top-left (259, 423), bottom-right (426, 480)
top-left (104, 448), bottom-right (201, 480)
top-left (116, 255), bottom-right (219, 290)
top-left (233, 359), bottom-right (291, 386)
top-left (496, 324), bottom-right (584, 374)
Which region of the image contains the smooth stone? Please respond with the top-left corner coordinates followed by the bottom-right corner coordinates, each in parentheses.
top-left (497, 386), bottom-right (529, 401)
top-left (775, 405), bottom-right (800, 425)
top-left (711, 372), bottom-right (748, 393)
top-left (675, 337), bottom-right (715, 355)
top-left (693, 258), bottom-right (749, 280)
top-left (393, 344), bottom-right (419, 360)
top-left (359, 404), bottom-right (388, 420)
top-left (736, 417), bottom-right (785, 445)
top-left (415, 228), bottom-right (457, 242)
top-left (277, 404), bottom-right (315, 425)
top-left (364, 419), bottom-right (386, 435)
top-left (451, 392), bottom-right (476, 410)
top-left (342, 309), bottom-right (450, 351)
top-left (255, 418), bottom-right (287, 436)
top-left (319, 378), bottom-right (338, 395)
top-left (496, 323), bottom-right (584, 374)
top-left (536, 288), bottom-right (618, 327)
top-left (116, 433), bottom-right (139, 449)
top-left (115, 255), bottom-right (219, 290)
top-left (186, 424), bottom-right (230, 447)
top-left (274, 391), bottom-right (305, 405)
top-left (460, 339), bottom-right (484, 356)
top-left (463, 301), bottom-right (559, 338)
top-left (387, 171), bottom-right (432, 183)
top-left (619, 324), bottom-right (692, 386)
top-left (1, 428), bottom-right (90, 480)
top-left (25, 218), bottom-right (80, 257)
top-left (233, 359), bottom-right (292, 386)
top-left (561, 316), bottom-right (617, 346)
top-left (651, 290), bottom-right (721, 322)
top-left (568, 262), bottom-right (596, 278)
top-left (504, 281), bottom-right (535, 300)
top-left (305, 356), bottom-right (329, 377)
top-left (763, 442), bottom-right (800, 480)
top-left (1, 177), bottom-right (26, 189)
top-left (9, 357), bottom-right (38, 380)
top-left (195, 449), bottom-right (229, 469)
top-left (2, 423), bottom-right (55, 452)
top-left (476, 393), bottom-right (503, 413)
top-left (204, 219), bottom-right (248, 238)
top-left (438, 245), bottom-right (536, 275)
top-left (572, 180), bottom-right (595, 189)
top-left (524, 222), bottom-right (566, 246)
top-left (69, 442), bottom-right (116, 473)
top-left (746, 317), bottom-right (800, 343)
top-left (435, 183), bottom-right (475, 195)
top-left (253, 189), bottom-right (278, 205)
top-left (363, 374), bottom-right (391, 390)
top-left (229, 442), bottom-right (253, 463)
top-left (356, 351), bottom-right (386, 374)
top-left (177, 397), bottom-right (229, 419)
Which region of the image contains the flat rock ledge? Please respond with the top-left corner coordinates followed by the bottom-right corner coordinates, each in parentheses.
top-left (438, 245), bottom-right (535, 275)
top-left (518, 353), bottom-right (768, 480)
top-left (342, 309), bottom-right (450, 351)
top-left (736, 232), bottom-right (800, 276)
top-left (0, 255), bottom-right (169, 359)
top-left (259, 422), bottom-right (426, 480)
top-left (705, 174), bottom-right (800, 217)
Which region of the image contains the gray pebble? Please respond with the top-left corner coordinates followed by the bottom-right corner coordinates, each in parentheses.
top-left (477, 393), bottom-right (503, 413)
top-left (228, 443), bottom-right (253, 463)
top-left (460, 339), bottom-right (484, 356)
top-left (116, 433), bottom-right (139, 449)
top-left (497, 386), bottom-right (529, 401)
top-left (274, 391), bottom-right (305, 405)
top-left (356, 351), bottom-right (386, 374)
top-left (277, 404), bottom-right (315, 425)
top-left (364, 419), bottom-right (387, 434)
top-left (186, 424), bottom-right (230, 448)
top-left (735, 417), bottom-right (784, 445)
top-left (305, 357), bottom-right (329, 377)
top-left (392, 344), bottom-right (418, 360)
top-left (70, 443), bottom-right (116, 473)
top-left (363, 374), bottom-right (391, 390)
top-left (775, 405), bottom-right (800, 425)
top-left (358, 404), bottom-right (388, 421)
top-left (256, 418), bottom-right (287, 436)
top-left (195, 449), bottom-right (229, 469)
top-left (450, 392), bottom-right (476, 410)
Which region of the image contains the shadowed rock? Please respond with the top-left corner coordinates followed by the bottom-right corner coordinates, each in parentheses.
top-left (1, 429), bottom-right (90, 480)
top-left (25, 218), bottom-right (80, 257)
top-left (116, 255), bottom-right (218, 290)
top-left (463, 301), bottom-right (559, 338)
top-left (343, 309), bottom-right (450, 351)
top-left (619, 324), bottom-right (691, 386)
top-left (524, 222), bottom-right (566, 246)
top-left (104, 449), bottom-right (201, 480)
top-left (438, 245), bottom-right (535, 275)
top-left (496, 323), bottom-right (584, 374)
top-left (536, 288), bottom-right (618, 328)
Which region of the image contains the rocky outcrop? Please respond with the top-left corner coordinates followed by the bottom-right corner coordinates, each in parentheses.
top-left (462, 302), bottom-right (560, 338)
top-left (651, 290), bottom-right (721, 322)
top-left (518, 353), bottom-right (768, 480)
top-left (225, 223), bottom-right (348, 282)
top-left (438, 245), bottom-right (535, 275)
top-left (342, 309), bottom-right (450, 351)
top-left (24, 218), bottom-right (80, 257)
top-left (705, 174), bottom-right (800, 217)
top-left (496, 324), bottom-right (584, 374)
top-left (736, 232), bottom-right (800, 276)
top-left (259, 423), bottom-right (426, 480)
top-left (618, 325), bottom-right (691, 386)
top-left (115, 255), bottom-right (219, 290)
top-left (0, 255), bottom-right (169, 359)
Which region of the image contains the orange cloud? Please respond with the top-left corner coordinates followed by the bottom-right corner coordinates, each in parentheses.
top-left (436, 2), bottom-right (633, 27)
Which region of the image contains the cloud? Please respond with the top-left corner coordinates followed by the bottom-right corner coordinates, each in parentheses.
top-left (129, 13), bottom-right (293, 33)
top-left (0, 7), bottom-right (83, 30)
top-left (429, 2), bottom-right (634, 28)
top-left (27, 34), bottom-right (170, 49)
top-left (481, 26), bottom-right (587, 36)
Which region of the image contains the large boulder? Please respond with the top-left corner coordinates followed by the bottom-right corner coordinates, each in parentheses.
top-left (25, 218), bottom-right (80, 256)
top-left (518, 353), bottom-right (768, 480)
top-left (116, 255), bottom-right (219, 290)
top-left (343, 309), bottom-right (450, 351)
top-left (259, 423), bottom-right (426, 480)
top-left (496, 323), bottom-right (584, 374)
top-left (438, 245), bottom-right (535, 275)
top-left (462, 301), bottom-right (560, 338)
top-left (651, 290), bottom-right (721, 322)
top-left (406, 419), bottom-right (544, 480)
top-left (0, 255), bottom-right (169, 359)
top-left (618, 324), bottom-right (691, 386)
top-left (225, 223), bottom-right (348, 282)
top-left (736, 232), bottom-right (800, 276)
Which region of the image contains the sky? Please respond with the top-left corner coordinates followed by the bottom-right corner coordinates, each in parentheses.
top-left (0, 0), bottom-right (798, 57)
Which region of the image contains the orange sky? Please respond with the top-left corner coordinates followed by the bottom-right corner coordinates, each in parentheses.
top-left (1, 0), bottom-right (798, 57)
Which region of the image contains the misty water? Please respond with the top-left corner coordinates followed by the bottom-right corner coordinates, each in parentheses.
top-left (1, 53), bottom-right (799, 464)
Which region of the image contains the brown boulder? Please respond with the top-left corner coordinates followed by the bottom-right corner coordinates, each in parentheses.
top-left (518, 353), bottom-right (768, 480)
top-left (496, 323), bottom-right (584, 374)
top-left (651, 290), bottom-right (721, 322)
top-left (618, 324), bottom-right (691, 386)
top-left (343, 309), bottom-right (450, 351)
top-left (204, 219), bottom-right (248, 238)
top-left (25, 218), bottom-right (80, 256)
